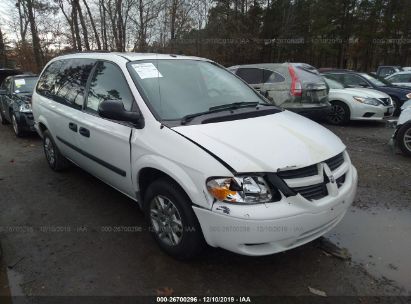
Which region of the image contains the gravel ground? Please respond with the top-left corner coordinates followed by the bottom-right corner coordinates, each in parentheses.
top-left (0, 119), bottom-right (410, 300)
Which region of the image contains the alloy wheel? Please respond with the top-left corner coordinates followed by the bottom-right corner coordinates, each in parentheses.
top-left (44, 137), bottom-right (56, 166)
top-left (150, 195), bottom-right (183, 246)
top-left (328, 104), bottom-right (345, 124)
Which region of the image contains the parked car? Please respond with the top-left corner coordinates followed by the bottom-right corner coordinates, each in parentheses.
top-left (385, 71), bottom-right (411, 88)
top-left (0, 74), bottom-right (38, 136)
top-left (322, 69), bottom-right (411, 116)
top-left (322, 76), bottom-right (394, 125)
top-left (228, 63), bottom-right (330, 119)
top-left (33, 53), bottom-right (358, 259)
top-left (390, 101), bottom-right (411, 156)
top-left (376, 65), bottom-right (403, 78)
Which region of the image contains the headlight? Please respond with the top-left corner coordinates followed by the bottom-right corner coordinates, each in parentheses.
top-left (406, 93), bottom-right (411, 99)
top-left (353, 96), bottom-right (380, 106)
top-left (19, 103), bottom-right (32, 113)
top-left (206, 176), bottom-right (277, 204)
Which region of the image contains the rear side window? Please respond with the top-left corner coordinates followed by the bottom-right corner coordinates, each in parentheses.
top-left (53, 59), bottom-right (96, 109)
top-left (37, 60), bottom-right (66, 97)
top-left (236, 68), bottom-right (266, 84)
top-left (86, 62), bottom-right (134, 113)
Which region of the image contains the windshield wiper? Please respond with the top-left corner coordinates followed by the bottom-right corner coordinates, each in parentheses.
top-left (209, 101), bottom-right (259, 111)
top-left (180, 102), bottom-right (276, 125)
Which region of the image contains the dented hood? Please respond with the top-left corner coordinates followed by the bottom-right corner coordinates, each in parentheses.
top-left (172, 111), bottom-right (346, 173)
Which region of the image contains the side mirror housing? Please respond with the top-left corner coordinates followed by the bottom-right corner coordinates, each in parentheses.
top-left (98, 100), bottom-right (143, 128)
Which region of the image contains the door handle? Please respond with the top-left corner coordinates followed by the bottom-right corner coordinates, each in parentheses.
top-left (79, 127), bottom-right (90, 137)
top-left (69, 122), bottom-right (77, 132)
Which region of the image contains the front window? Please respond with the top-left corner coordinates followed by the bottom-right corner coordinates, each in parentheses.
top-left (360, 73), bottom-right (390, 87)
top-left (13, 77), bottom-right (38, 93)
top-left (127, 60), bottom-right (265, 120)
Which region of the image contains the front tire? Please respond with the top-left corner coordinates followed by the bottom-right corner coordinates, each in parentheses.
top-left (144, 178), bottom-right (205, 259)
top-left (12, 113), bottom-right (24, 137)
top-left (397, 122), bottom-right (411, 156)
top-left (326, 101), bottom-right (350, 125)
top-left (43, 130), bottom-right (70, 171)
top-left (0, 107), bottom-right (8, 125)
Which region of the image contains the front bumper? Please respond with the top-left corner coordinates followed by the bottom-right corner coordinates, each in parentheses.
top-left (351, 104), bottom-right (394, 121)
top-left (15, 112), bottom-right (35, 132)
top-left (194, 165), bottom-right (357, 256)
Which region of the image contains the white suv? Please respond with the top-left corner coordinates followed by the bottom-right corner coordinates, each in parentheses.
top-left (32, 52), bottom-right (358, 259)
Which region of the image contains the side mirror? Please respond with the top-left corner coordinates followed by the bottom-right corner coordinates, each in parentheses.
top-left (98, 100), bottom-right (143, 127)
top-left (0, 89), bottom-right (7, 95)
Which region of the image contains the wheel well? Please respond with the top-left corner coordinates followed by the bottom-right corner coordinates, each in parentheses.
top-left (138, 168), bottom-right (188, 202)
top-left (38, 122), bottom-right (48, 135)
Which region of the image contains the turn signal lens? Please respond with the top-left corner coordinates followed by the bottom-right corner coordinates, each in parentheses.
top-left (206, 176), bottom-right (275, 204)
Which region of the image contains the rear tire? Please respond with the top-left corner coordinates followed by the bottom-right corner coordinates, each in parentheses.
top-left (326, 101), bottom-right (350, 125)
top-left (397, 122), bottom-right (411, 156)
top-left (143, 178), bottom-right (205, 259)
top-left (43, 130), bottom-right (70, 171)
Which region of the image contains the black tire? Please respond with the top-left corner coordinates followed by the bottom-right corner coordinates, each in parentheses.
top-left (42, 130), bottom-right (70, 171)
top-left (326, 101), bottom-right (350, 125)
top-left (11, 113), bottom-right (24, 137)
top-left (397, 122), bottom-right (411, 156)
top-left (0, 107), bottom-right (8, 125)
top-left (143, 178), bottom-right (205, 259)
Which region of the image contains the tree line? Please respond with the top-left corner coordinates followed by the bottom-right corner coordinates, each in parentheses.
top-left (0, 0), bottom-right (410, 73)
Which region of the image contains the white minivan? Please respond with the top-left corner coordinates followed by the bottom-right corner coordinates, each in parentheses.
top-left (32, 53), bottom-right (358, 259)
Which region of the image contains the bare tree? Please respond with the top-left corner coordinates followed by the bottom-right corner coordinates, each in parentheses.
top-left (82, 0), bottom-right (101, 49)
top-left (26, 0), bottom-right (43, 70)
top-left (73, 0), bottom-right (90, 50)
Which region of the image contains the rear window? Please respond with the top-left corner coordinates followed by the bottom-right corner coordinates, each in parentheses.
top-left (13, 77), bottom-right (38, 93)
top-left (291, 64), bottom-right (324, 84)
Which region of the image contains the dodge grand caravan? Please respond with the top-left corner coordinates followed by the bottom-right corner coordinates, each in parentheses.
top-left (32, 53), bottom-right (358, 259)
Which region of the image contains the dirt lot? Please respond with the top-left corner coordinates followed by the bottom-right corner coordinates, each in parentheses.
top-left (0, 119), bottom-right (410, 300)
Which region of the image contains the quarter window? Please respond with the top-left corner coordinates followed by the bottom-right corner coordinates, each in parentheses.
top-left (265, 71), bottom-right (285, 83)
top-left (86, 62), bottom-right (134, 113)
top-left (53, 59), bottom-right (96, 109)
top-left (37, 60), bottom-right (66, 98)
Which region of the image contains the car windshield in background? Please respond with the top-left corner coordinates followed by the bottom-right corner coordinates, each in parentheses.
top-left (360, 73), bottom-right (390, 87)
top-left (14, 77), bottom-right (38, 93)
top-left (324, 77), bottom-right (345, 89)
top-left (127, 59), bottom-right (265, 121)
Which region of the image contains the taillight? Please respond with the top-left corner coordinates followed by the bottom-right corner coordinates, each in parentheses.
top-left (288, 65), bottom-right (302, 96)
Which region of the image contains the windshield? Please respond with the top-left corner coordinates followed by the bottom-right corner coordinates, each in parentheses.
top-left (127, 59), bottom-right (265, 120)
top-left (360, 73), bottom-right (390, 87)
top-left (323, 77), bottom-right (345, 89)
top-left (13, 77), bottom-right (38, 93)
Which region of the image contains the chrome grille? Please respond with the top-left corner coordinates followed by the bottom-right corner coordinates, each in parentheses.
top-left (291, 183), bottom-right (328, 200)
top-left (324, 153), bottom-right (344, 171)
top-left (379, 98), bottom-right (391, 106)
top-left (336, 174), bottom-right (345, 188)
top-left (277, 164), bottom-right (317, 179)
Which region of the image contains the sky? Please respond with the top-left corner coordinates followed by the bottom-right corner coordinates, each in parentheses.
top-left (0, 0), bottom-right (17, 41)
